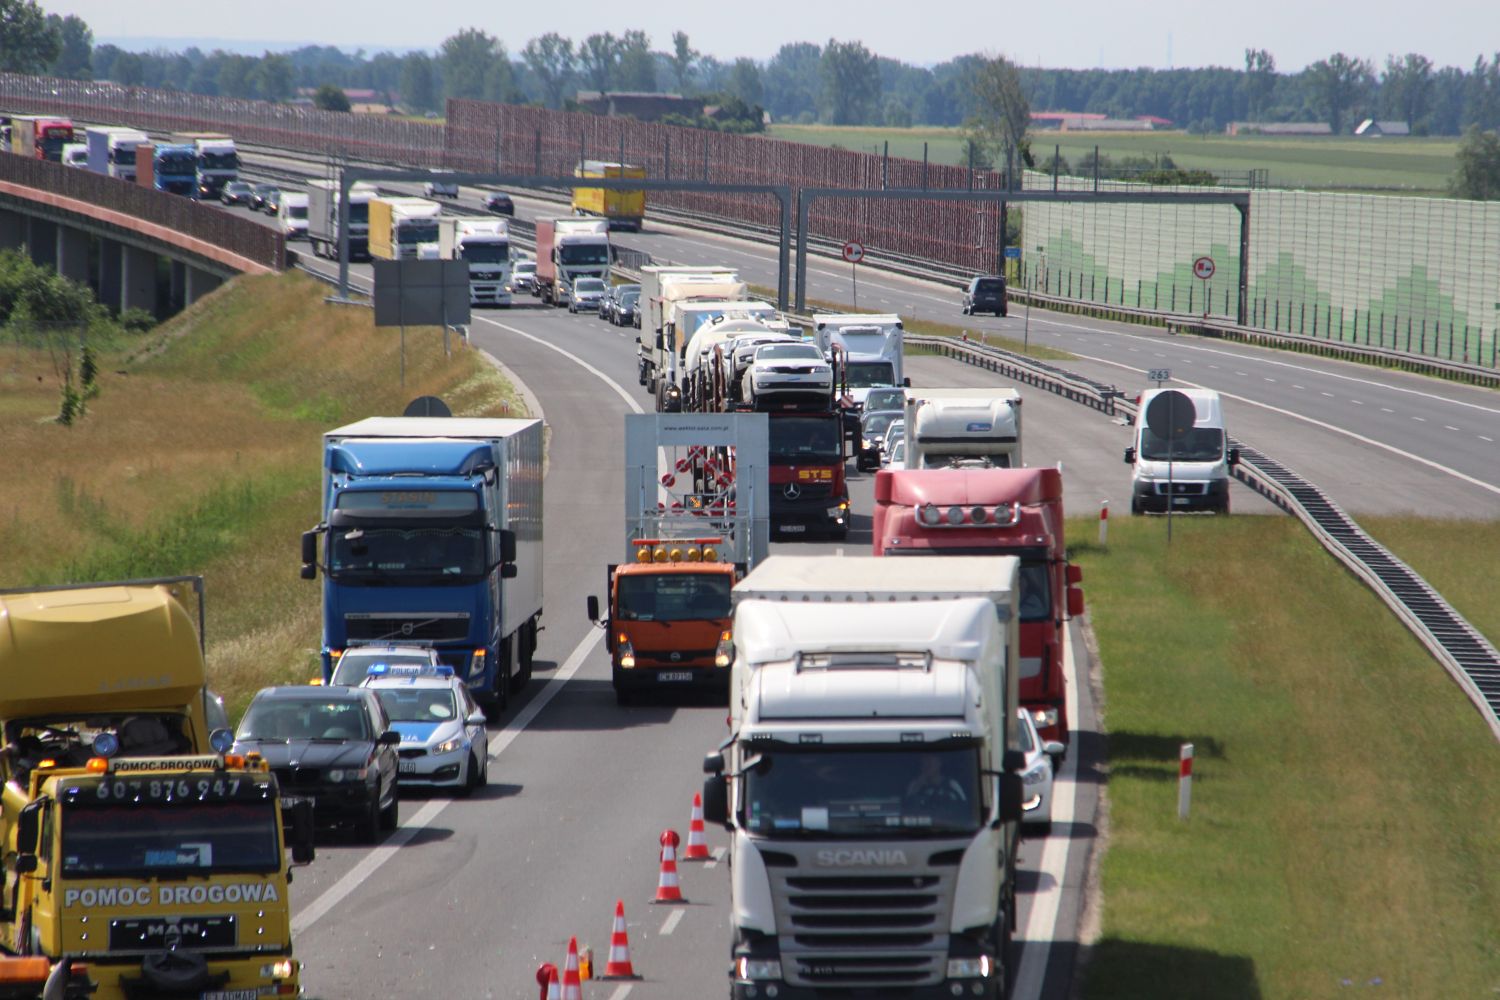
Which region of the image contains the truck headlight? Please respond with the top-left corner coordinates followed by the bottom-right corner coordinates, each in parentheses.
top-left (618, 638), bottom-right (636, 669)
top-left (714, 631), bottom-right (733, 668)
top-left (735, 957), bottom-right (782, 981)
top-left (433, 736), bottom-right (464, 755)
top-left (1031, 707), bottom-right (1060, 729)
top-left (946, 955), bottom-right (992, 978)
top-left (261, 959), bottom-right (297, 979)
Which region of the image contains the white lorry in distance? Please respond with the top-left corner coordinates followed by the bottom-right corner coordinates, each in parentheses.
top-left (61, 141), bottom-right (87, 167)
top-left (306, 179), bottom-right (378, 261)
top-left (814, 313), bottom-right (907, 408)
top-left (1124, 387), bottom-right (1238, 515)
top-left (278, 192), bottom-right (309, 241)
top-left (904, 388), bottom-right (1023, 470)
top-left (637, 266), bottom-right (745, 396)
top-left (441, 218), bottom-right (512, 307)
top-left (706, 553), bottom-right (1026, 999)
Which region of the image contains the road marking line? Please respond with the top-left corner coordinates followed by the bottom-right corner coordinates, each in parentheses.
top-left (1236, 371), bottom-right (1250, 376)
top-left (1293, 384), bottom-right (1305, 390)
top-left (704, 846), bottom-right (726, 870)
top-left (292, 630), bottom-right (603, 936)
top-left (659, 909), bottom-right (686, 936)
top-left (483, 320), bottom-right (645, 415)
top-left (1263, 377), bottom-right (1276, 382)
top-left (1445, 425), bottom-right (1460, 431)
top-left (1481, 436), bottom-right (1494, 443)
top-left (607, 986), bottom-right (633, 1000)
top-left (1351, 399), bottom-right (1363, 405)
top-left (1381, 407), bottom-right (1395, 413)
top-left (1321, 391), bottom-right (1335, 397)
top-left (1065, 348), bottom-right (1500, 499)
top-left (1011, 624), bottom-right (1081, 999)
top-left (1412, 415), bottom-right (1426, 422)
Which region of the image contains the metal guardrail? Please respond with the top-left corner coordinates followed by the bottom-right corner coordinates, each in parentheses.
top-left (914, 331), bottom-right (1500, 741)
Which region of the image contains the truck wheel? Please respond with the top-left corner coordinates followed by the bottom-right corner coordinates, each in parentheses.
top-left (504, 635), bottom-right (526, 695)
top-left (516, 619), bottom-right (536, 686)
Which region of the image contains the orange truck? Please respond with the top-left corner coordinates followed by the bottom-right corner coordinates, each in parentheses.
top-left (587, 413), bottom-right (769, 704)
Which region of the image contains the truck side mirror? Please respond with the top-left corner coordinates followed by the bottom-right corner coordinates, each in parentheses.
top-left (290, 799), bottom-right (316, 865)
top-left (300, 530), bottom-right (318, 580)
top-left (499, 529), bottom-right (517, 564)
top-left (586, 596), bottom-right (600, 623)
top-left (1123, 446), bottom-right (1136, 464)
top-left (702, 775), bottom-right (730, 829)
top-left (1067, 588), bottom-right (1085, 618)
top-left (903, 377), bottom-right (911, 387)
top-left (1227, 448), bottom-right (1240, 466)
top-left (16, 800), bottom-right (42, 855)
top-left (501, 564), bottom-right (518, 579)
top-left (1065, 565), bottom-right (1082, 585)
top-left (998, 773), bottom-right (1023, 824)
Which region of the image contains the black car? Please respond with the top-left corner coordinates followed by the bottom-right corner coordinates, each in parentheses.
top-left (233, 685), bottom-right (401, 843)
top-left (221, 180), bottom-right (254, 206)
top-left (249, 183), bottom-right (279, 212)
top-left (963, 274), bottom-right (1008, 317)
top-left (484, 191), bottom-right (514, 215)
top-left (614, 288), bottom-right (640, 327)
top-left (601, 282), bottom-right (640, 322)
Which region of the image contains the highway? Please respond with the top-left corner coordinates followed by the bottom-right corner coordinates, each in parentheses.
top-left (205, 155), bottom-right (1494, 996)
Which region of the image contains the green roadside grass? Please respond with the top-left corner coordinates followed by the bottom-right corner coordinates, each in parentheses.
top-left (1073, 513), bottom-right (1500, 998)
top-left (767, 124), bottom-right (1460, 196)
top-left (0, 270), bottom-right (526, 720)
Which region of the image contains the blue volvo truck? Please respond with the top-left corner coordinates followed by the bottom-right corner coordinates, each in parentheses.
top-left (300, 417), bottom-right (544, 710)
top-left (153, 142), bottom-right (197, 196)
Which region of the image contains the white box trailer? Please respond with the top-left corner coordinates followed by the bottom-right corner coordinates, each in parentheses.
top-left (904, 387), bottom-right (1023, 470)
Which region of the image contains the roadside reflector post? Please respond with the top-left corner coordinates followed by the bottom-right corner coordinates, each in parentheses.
top-left (1178, 743), bottom-right (1194, 819)
top-left (1098, 500), bottom-right (1109, 546)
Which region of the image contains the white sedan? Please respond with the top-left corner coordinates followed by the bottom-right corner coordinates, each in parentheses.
top-left (741, 342), bottom-right (833, 404)
top-left (364, 666), bottom-right (489, 796)
top-left (1018, 708), bottom-right (1065, 833)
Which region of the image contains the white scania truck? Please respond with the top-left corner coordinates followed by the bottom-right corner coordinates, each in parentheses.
top-left (904, 388), bottom-right (1023, 470)
top-left (704, 555), bottom-right (1026, 1000)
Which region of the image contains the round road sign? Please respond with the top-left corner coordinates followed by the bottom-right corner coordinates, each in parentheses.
top-left (842, 241), bottom-right (865, 264)
top-left (1192, 256), bottom-right (1215, 281)
top-left (1145, 390), bottom-right (1197, 443)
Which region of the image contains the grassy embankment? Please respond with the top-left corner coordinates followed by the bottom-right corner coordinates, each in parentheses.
top-left (1073, 513), bottom-right (1500, 998)
top-left (768, 124), bottom-right (1460, 196)
top-left (0, 270), bottom-right (525, 718)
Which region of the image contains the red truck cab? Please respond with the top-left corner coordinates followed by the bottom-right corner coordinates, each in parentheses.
top-left (873, 466), bottom-right (1083, 746)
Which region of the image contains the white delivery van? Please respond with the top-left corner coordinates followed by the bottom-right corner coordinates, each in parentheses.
top-left (279, 192), bottom-right (309, 241)
top-left (1124, 387), bottom-right (1239, 514)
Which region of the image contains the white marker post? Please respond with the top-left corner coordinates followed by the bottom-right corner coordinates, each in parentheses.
top-left (1178, 743), bottom-right (1194, 819)
top-left (1098, 500), bottom-right (1109, 546)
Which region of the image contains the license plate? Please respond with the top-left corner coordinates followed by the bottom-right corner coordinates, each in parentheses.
top-left (658, 671), bottom-right (693, 682)
top-left (780, 524), bottom-right (807, 533)
top-left (202, 991), bottom-right (260, 1000)
top-left (398, 761), bottom-right (418, 774)
top-left (1172, 497), bottom-right (1192, 505)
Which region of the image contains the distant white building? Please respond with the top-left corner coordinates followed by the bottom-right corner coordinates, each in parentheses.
top-left (1354, 119), bottom-right (1411, 137)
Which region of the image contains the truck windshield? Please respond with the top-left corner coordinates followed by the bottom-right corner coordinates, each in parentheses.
top-left (617, 572), bottom-right (732, 621)
top-left (1140, 426), bottom-right (1224, 463)
top-left (743, 747), bottom-right (983, 838)
top-left (348, 202), bottom-right (370, 224)
top-left (41, 135), bottom-right (71, 158)
top-left (559, 244), bottom-right (609, 266)
top-left (461, 243), bottom-right (509, 264)
top-left (201, 151), bottom-right (238, 170)
top-left (61, 801), bottom-right (280, 877)
top-left (288, 205), bottom-right (307, 220)
top-left (329, 526), bottom-right (485, 583)
top-left (769, 417), bottom-right (842, 464)
top-left (159, 154), bottom-right (194, 173)
top-left (398, 222), bottom-right (441, 245)
top-left (845, 362), bottom-right (896, 389)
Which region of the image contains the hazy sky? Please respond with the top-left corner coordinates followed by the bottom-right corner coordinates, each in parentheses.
top-left (46, 0), bottom-right (1500, 72)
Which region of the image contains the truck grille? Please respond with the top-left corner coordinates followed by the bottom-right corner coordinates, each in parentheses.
top-left (343, 613), bottom-right (470, 642)
top-left (1154, 481), bottom-right (1207, 496)
top-left (769, 869), bottom-right (956, 988)
top-left (773, 482), bottom-right (834, 506)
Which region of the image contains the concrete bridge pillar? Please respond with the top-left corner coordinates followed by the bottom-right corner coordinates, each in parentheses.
top-left (56, 226), bottom-right (90, 286)
top-left (168, 259), bottom-right (187, 313)
top-left (0, 210), bottom-right (24, 251)
top-left (185, 267), bottom-right (222, 305)
top-left (97, 238), bottom-right (122, 311)
top-left (120, 245), bottom-right (157, 316)
top-left (27, 217), bottom-right (57, 269)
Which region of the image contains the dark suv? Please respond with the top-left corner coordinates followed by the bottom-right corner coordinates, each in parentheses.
top-left (233, 685), bottom-right (401, 843)
top-left (963, 275), bottom-right (1008, 317)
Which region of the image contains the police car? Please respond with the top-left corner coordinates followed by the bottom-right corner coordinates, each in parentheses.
top-left (362, 664), bottom-right (489, 795)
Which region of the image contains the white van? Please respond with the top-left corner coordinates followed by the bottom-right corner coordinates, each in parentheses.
top-left (1124, 387), bottom-right (1238, 514)
top-left (279, 192), bottom-right (309, 241)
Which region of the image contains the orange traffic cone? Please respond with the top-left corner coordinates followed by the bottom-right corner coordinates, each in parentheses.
top-left (653, 829), bottom-right (685, 903)
top-left (538, 964), bottom-right (561, 1000)
top-left (684, 792), bottom-right (711, 860)
top-left (601, 899), bottom-right (640, 978)
top-left (561, 937), bottom-right (583, 1000)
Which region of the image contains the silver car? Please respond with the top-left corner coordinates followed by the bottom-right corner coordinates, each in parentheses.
top-left (364, 666), bottom-right (488, 795)
top-left (511, 260), bottom-right (537, 295)
top-left (1018, 708), bottom-right (1065, 832)
top-left (569, 277), bottom-right (607, 314)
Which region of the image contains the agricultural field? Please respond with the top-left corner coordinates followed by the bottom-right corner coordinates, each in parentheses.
top-left (768, 124), bottom-right (1461, 196)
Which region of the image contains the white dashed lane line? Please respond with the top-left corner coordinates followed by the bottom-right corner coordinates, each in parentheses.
top-left (659, 909), bottom-right (686, 936)
top-left (1351, 399), bottom-right (1363, 405)
top-left (1381, 407), bottom-right (1395, 413)
top-left (1481, 436), bottom-right (1495, 443)
top-left (1413, 416), bottom-right (1427, 422)
top-left (1445, 425), bottom-right (1460, 431)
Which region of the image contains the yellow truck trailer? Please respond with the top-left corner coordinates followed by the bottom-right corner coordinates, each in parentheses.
top-left (572, 160), bottom-right (646, 232)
